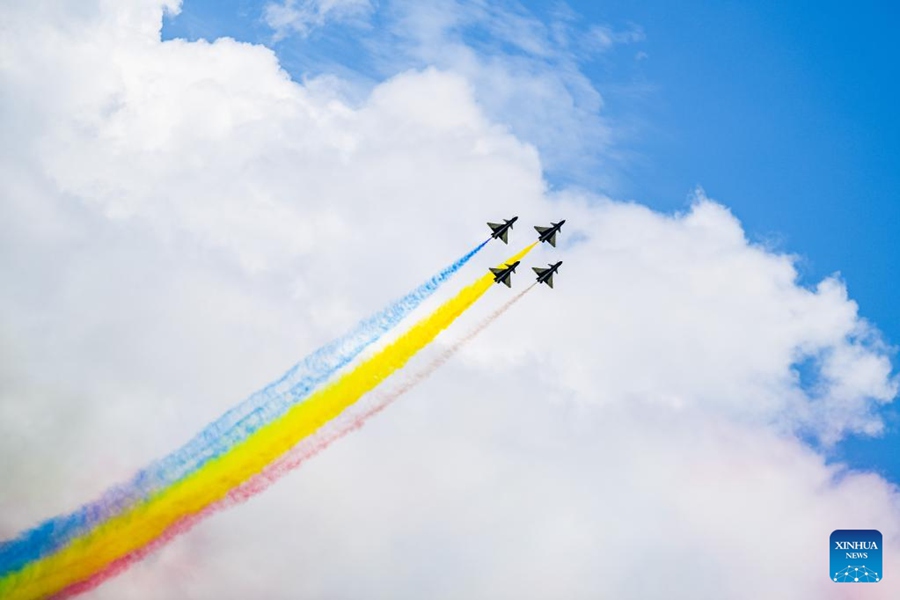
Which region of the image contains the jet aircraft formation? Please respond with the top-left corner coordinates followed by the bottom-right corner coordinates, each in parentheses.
top-left (487, 217), bottom-right (565, 288)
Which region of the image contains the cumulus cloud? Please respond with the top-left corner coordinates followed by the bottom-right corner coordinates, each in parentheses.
top-left (376, 0), bottom-right (643, 185)
top-left (258, 0), bottom-right (647, 187)
top-left (0, 1), bottom-right (898, 598)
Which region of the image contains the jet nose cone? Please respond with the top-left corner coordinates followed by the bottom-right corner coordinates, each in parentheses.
top-left (559, 219), bottom-right (566, 225)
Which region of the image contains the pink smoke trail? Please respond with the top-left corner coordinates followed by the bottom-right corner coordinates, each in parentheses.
top-left (55, 284), bottom-right (535, 598)
top-left (233, 282), bottom-right (536, 500)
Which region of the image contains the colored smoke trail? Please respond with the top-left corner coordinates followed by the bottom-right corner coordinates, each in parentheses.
top-left (234, 281), bottom-right (538, 503)
top-left (1, 243), bottom-right (536, 600)
top-left (55, 282), bottom-right (538, 599)
top-left (238, 282), bottom-right (539, 499)
top-left (0, 241), bottom-right (487, 579)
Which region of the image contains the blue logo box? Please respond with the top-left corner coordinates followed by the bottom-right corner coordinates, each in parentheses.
top-left (831, 529), bottom-right (882, 583)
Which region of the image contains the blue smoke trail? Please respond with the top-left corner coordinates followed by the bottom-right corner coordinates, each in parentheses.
top-left (0, 240), bottom-right (488, 577)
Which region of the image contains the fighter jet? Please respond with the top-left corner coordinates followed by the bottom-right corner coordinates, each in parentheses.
top-left (487, 216), bottom-right (519, 244)
top-left (534, 220), bottom-right (566, 247)
top-left (490, 261), bottom-right (520, 288)
top-left (532, 261), bottom-right (563, 289)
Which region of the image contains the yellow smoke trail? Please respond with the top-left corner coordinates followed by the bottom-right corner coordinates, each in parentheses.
top-left (377, 282), bottom-right (537, 401)
top-left (238, 281), bottom-right (539, 501)
top-left (1, 243), bottom-right (536, 600)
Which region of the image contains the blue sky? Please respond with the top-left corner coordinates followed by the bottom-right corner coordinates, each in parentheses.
top-left (162, 0), bottom-right (899, 479)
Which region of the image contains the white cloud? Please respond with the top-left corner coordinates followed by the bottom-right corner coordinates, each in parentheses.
top-left (376, 0), bottom-right (639, 185)
top-left (264, 0), bottom-right (374, 39)
top-left (261, 0), bottom-right (648, 187)
top-left (0, 1), bottom-right (898, 598)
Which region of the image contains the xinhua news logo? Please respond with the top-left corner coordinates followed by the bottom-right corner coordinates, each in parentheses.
top-left (831, 529), bottom-right (882, 583)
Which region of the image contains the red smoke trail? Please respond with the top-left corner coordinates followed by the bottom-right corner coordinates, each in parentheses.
top-left (240, 283), bottom-right (536, 497)
top-left (55, 284), bottom-right (534, 599)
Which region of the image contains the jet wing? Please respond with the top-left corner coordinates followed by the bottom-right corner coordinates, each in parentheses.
top-left (501, 275), bottom-right (512, 288)
top-left (533, 266), bottom-right (555, 288)
top-left (535, 225), bottom-right (550, 233)
top-left (488, 222), bottom-right (510, 243)
top-left (489, 267), bottom-right (504, 276)
top-left (547, 232), bottom-right (557, 247)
